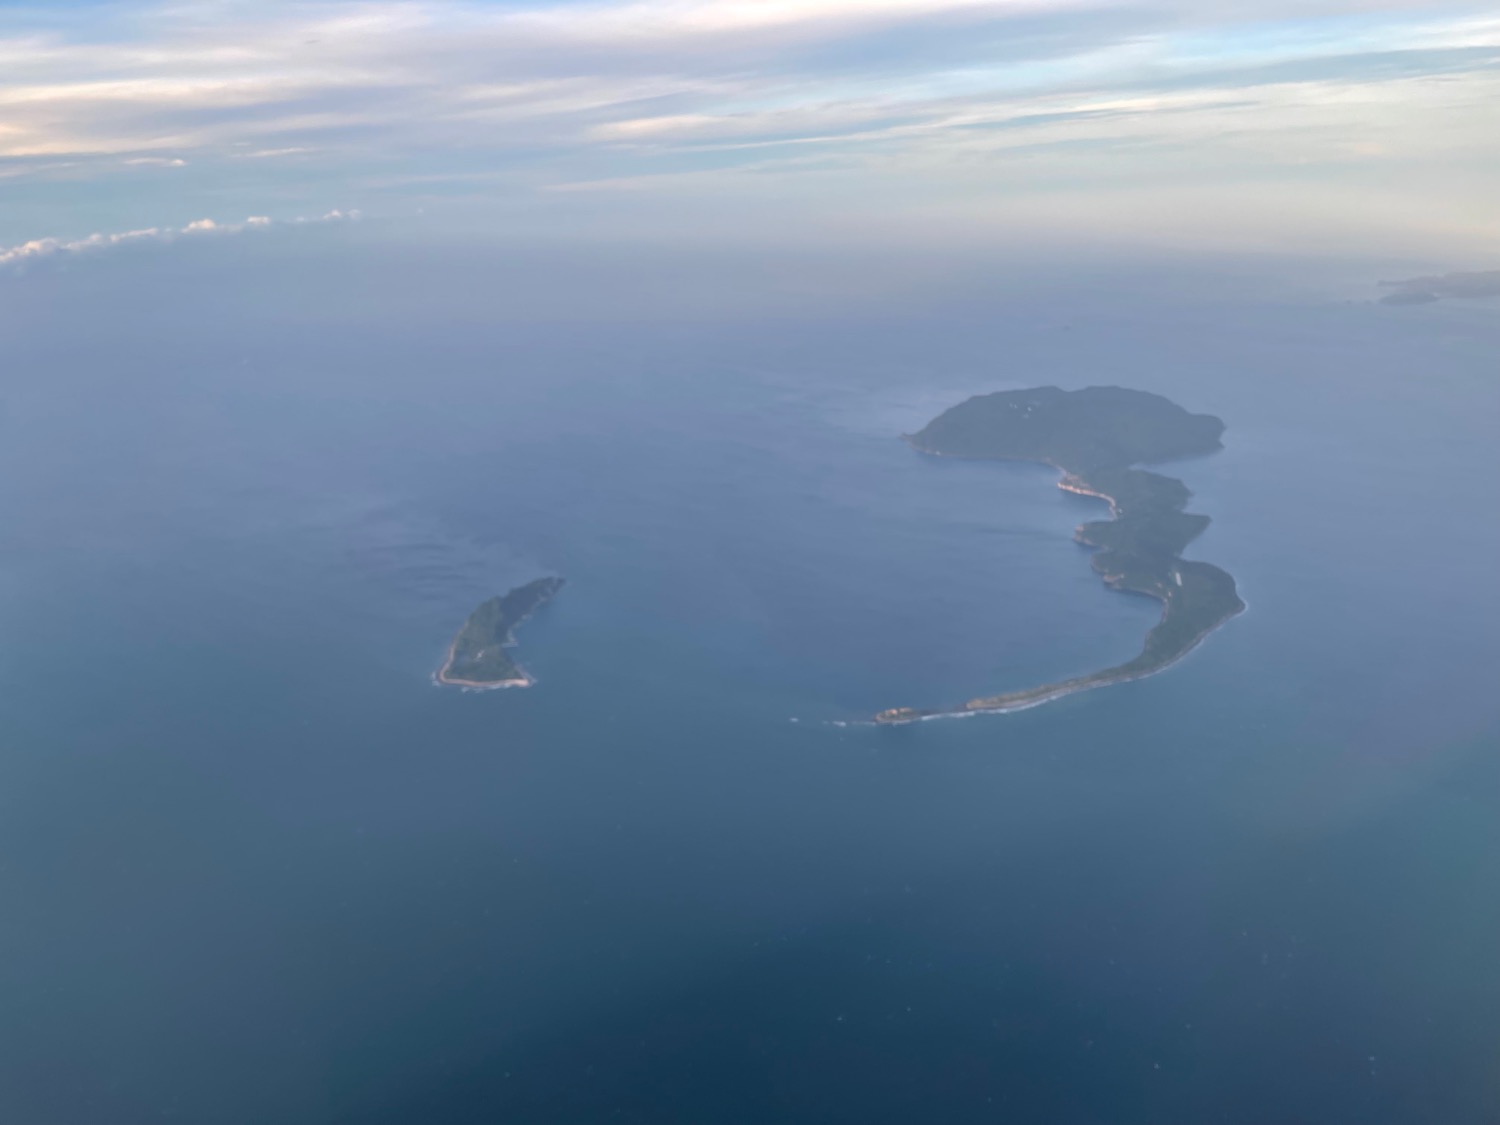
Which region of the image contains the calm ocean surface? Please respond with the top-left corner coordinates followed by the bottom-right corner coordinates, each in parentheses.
top-left (0, 241), bottom-right (1497, 1123)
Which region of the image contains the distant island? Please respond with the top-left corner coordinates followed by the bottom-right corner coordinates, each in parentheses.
top-left (1378, 269), bottom-right (1500, 306)
top-left (436, 577), bottom-right (565, 689)
top-left (876, 386), bottom-right (1244, 724)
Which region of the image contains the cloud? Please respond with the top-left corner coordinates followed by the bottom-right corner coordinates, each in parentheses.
top-left (0, 0), bottom-right (1495, 251)
top-left (1, 1), bottom-right (1492, 160)
top-left (0, 210), bottom-right (355, 271)
top-left (506, 0), bottom-right (1089, 44)
top-left (237, 146), bottom-right (312, 159)
top-left (1379, 270), bottom-right (1500, 305)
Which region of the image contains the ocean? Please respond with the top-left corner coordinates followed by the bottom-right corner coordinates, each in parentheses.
top-left (0, 236), bottom-right (1497, 1123)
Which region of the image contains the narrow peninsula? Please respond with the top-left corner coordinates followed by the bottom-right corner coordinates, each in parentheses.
top-left (436, 576), bottom-right (565, 689)
top-left (876, 386), bottom-right (1243, 724)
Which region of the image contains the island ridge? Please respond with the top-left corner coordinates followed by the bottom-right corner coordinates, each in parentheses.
top-left (436, 576), bottom-right (565, 689)
top-left (876, 386), bottom-right (1243, 723)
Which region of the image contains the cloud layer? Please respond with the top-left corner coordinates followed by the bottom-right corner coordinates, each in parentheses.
top-left (1, 0), bottom-right (1496, 252)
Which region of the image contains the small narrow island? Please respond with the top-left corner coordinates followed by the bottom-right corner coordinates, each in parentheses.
top-left (876, 386), bottom-right (1244, 724)
top-left (436, 576), bottom-right (565, 689)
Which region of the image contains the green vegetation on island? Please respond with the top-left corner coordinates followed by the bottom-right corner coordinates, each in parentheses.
top-left (876, 386), bottom-right (1243, 723)
top-left (437, 576), bottom-right (565, 688)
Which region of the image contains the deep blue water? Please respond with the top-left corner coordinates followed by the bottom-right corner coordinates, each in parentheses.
top-left (0, 240), bottom-right (1497, 1123)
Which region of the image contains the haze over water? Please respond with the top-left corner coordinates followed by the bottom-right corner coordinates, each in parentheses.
top-left (1, 236), bottom-right (1498, 1123)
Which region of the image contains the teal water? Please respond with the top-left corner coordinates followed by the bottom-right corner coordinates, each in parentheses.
top-left (0, 243), bottom-right (1497, 1123)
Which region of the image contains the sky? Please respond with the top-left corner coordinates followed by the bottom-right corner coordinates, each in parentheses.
top-left (0, 0), bottom-right (1497, 260)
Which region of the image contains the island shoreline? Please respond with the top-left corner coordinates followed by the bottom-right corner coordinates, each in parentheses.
top-left (433, 580), bottom-right (562, 690)
top-left (880, 597), bottom-right (1245, 724)
top-left (432, 633), bottom-right (535, 691)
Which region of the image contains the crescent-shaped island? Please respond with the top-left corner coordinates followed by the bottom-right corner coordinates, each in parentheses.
top-left (436, 576), bottom-right (565, 689)
top-left (876, 386), bottom-right (1244, 724)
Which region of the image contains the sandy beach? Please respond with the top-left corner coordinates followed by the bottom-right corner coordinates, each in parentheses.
top-left (433, 633), bottom-right (535, 690)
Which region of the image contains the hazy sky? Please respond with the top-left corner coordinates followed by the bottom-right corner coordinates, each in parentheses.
top-left (1, 0), bottom-right (1497, 258)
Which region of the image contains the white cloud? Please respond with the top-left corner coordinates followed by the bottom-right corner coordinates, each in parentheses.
top-left (0, 210), bottom-right (356, 270)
